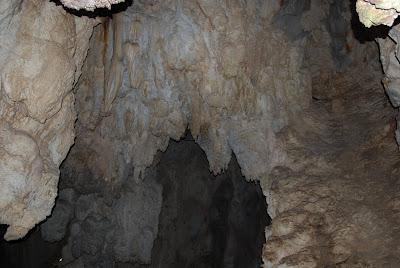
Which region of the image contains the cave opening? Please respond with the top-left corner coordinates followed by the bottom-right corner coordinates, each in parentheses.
top-left (0, 135), bottom-right (270, 268)
top-left (143, 135), bottom-right (271, 268)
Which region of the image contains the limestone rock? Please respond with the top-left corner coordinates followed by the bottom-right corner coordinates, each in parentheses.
top-left (60, 0), bottom-right (125, 11)
top-left (113, 181), bottom-right (162, 263)
top-left (356, 0), bottom-right (400, 27)
top-left (376, 26), bottom-right (400, 147)
top-left (56, 172), bottom-right (162, 266)
top-left (69, 0), bottom-right (310, 186)
top-left (355, 0), bottom-right (400, 158)
top-left (0, 1), bottom-right (399, 267)
top-left (0, 0), bottom-right (94, 240)
top-left (54, 0), bottom-right (398, 267)
top-left (40, 189), bottom-right (77, 242)
top-left (262, 60), bottom-right (400, 267)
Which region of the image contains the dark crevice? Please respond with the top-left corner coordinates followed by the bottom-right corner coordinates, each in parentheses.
top-left (138, 136), bottom-right (271, 268)
top-left (0, 225), bottom-right (65, 268)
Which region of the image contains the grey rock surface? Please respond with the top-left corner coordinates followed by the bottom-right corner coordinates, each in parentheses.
top-left (54, 171), bottom-right (162, 266)
top-left (41, 189), bottom-right (77, 242)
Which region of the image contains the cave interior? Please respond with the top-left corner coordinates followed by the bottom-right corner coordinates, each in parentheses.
top-left (1, 0), bottom-right (400, 267)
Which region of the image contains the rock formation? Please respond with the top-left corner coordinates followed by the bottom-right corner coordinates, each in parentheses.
top-left (60, 0), bottom-right (125, 11)
top-left (0, 0), bottom-right (94, 240)
top-left (357, 0), bottom-right (400, 163)
top-left (356, 0), bottom-right (400, 27)
top-left (0, 0), bottom-right (400, 267)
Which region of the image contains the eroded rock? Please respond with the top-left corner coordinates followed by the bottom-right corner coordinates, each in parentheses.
top-left (356, 0), bottom-right (400, 27)
top-left (0, 0), bottom-right (400, 267)
top-left (69, 0), bottom-right (310, 186)
top-left (0, 0), bottom-right (94, 240)
top-left (55, 0), bottom-right (399, 267)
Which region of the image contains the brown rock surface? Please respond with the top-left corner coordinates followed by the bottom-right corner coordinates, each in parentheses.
top-left (356, 0), bottom-right (400, 27)
top-left (0, 0), bottom-right (399, 267)
top-left (263, 73), bottom-right (400, 267)
top-left (0, 0), bottom-right (94, 240)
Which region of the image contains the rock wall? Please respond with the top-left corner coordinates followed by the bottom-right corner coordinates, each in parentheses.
top-left (262, 1), bottom-right (400, 267)
top-left (0, 0), bottom-right (94, 240)
top-left (356, 0), bottom-right (400, 160)
top-left (48, 170), bottom-right (162, 266)
top-left (261, 67), bottom-right (400, 265)
top-left (356, 0), bottom-right (400, 27)
top-left (1, 0), bottom-right (399, 267)
top-left (52, 0), bottom-right (311, 265)
top-left (50, 137), bottom-right (269, 267)
top-left (57, 0), bottom-right (397, 267)
top-left (69, 0), bottom-right (311, 184)
top-left (377, 27), bottom-right (400, 145)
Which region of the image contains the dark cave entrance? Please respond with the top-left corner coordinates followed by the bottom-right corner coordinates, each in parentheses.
top-left (0, 135), bottom-right (270, 268)
top-left (144, 135), bottom-right (271, 268)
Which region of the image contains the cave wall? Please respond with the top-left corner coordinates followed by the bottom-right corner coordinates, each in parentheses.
top-left (58, 0), bottom-right (393, 267)
top-left (357, 0), bottom-right (400, 170)
top-left (73, 0), bottom-right (380, 182)
top-left (66, 0), bottom-right (380, 207)
top-left (0, 0), bottom-right (94, 240)
top-left (41, 136), bottom-right (269, 267)
top-left (358, 0), bottom-right (400, 150)
top-left (70, 0), bottom-right (311, 184)
top-left (356, 0), bottom-right (400, 27)
top-left (0, 0), bottom-right (375, 243)
top-left (48, 166), bottom-right (162, 266)
top-left (1, 0), bottom-right (400, 267)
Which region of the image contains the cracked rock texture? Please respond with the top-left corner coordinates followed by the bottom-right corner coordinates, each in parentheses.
top-left (0, 0), bottom-right (94, 240)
